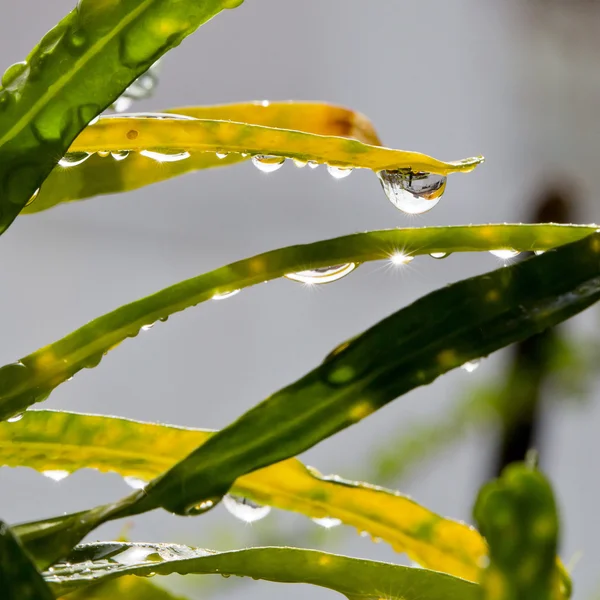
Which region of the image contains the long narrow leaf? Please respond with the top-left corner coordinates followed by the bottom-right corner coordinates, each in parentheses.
top-left (13, 232), bottom-right (600, 569)
top-left (25, 101), bottom-right (383, 213)
top-left (0, 520), bottom-right (53, 599)
top-left (45, 543), bottom-right (479, 600)
top-left (0, 409), bottom-right (486, 581)
top-left (58, 577), bottom-right (188, 600)
top-left (0, 224), bottom-right (595, 423)
top-left (0, 0), bottom-right (241, 234)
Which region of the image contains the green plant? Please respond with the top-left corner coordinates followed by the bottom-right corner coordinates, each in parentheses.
top-left (0, 2), bottom-right (595, 598)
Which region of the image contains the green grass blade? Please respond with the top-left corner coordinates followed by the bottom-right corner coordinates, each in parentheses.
top-left (474, 464), bottom-right (569, 600)
top-left (1, 409), bottom-right (486, 581)
top-left (0, 0), bottom-right (242, 235)
top-left (13, 232), bottom-right (600, 569)
top-left (45, 543), bottom-right (479, 600)
top-left (0, 223), bottom-right (595, 422)
top-left (25, 101), bottom-right (383, 214)
top-left (0, 520), bottom-right (53, 599)
top-left (58, 577), bottom-right (188, 600)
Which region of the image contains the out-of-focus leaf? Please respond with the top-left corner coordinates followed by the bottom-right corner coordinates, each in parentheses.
top-left (0, 409), bottom-right (486, 581)
top-left (111, 60), bottom-right (162, 113)
top-left (0, 0), bottom-right (242, 235)
top-left (0, 520), bottom-right (53, 599)
top-left (58, 576), bottom-right (187, 600)
top-left (25, 101), bottom-right (384, 213)
top-left (46, 542), bottom-right (479, 600)
top-left (13, 232), bottom-right (600, 569)
top-left (474, 464), bottom-right (569, 600)
top-left (0, 223), bottom-right (595, 422)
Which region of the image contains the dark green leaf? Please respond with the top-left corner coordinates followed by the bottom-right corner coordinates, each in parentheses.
top-left (46, 542), bottom-right (479, 600)
top-left (14, 232), bottom-right (600, 569)
top-left (0, 520), bottom-right (53, 600)
top-left (0, 0), bottom-right (242, 234)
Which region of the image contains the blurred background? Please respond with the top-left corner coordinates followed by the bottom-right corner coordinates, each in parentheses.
top-left (1, 0), bottom-right (600, 598)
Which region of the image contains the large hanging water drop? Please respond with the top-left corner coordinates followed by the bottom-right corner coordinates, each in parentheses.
top-left (42, 470), bottom-right (70, 482)
top-left (285, 263), bottom-right (357, 285)
top-left (312, 517), bottom-right (342, 529)
top-left (111, 150), bottom-right (129, 161)
top-left (327, 166), bottom-right (353, 179)
top-left (489, 249), bottom-right (520, 259)
top-left (430, 252), bottom-right (450, 259)
top-left (222, 495), bottom-right (271, 523)
top-left (140, 150), bottom-right (190, 163)
top-left (378, 170), bottom-right (447, 214)
top-left (58, 152), bottom-right (92, 168)
top-left (252, 155), bottom-right (286, 173)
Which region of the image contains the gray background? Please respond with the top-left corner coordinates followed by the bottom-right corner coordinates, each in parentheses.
top-left (1, 1), bottom-right (600, 598)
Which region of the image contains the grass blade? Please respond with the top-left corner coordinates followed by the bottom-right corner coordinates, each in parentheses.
top-left (0, 223), bottom-right (595, 422)
top-left (25, 101), bottom-right (383, 213)
top-left (0, 409), bottom-right (486, 581)
top-left (0, 0), bottom-right (242, 234)
top-left (45, 543), bottom-right (479, 600)
top-left (0, 520), bottom-right (53, 599)
top-left (12, 232), bottom-right (600, 569)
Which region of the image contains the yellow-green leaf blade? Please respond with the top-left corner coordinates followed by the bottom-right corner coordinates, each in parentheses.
top-left (45, 543), bottom-right (479, 600)
top-left (58, 577), bottom-right (187, 600)
top-left (25, 100), bottom-right (383, 214)
top-left (0, 409), bottom-right (486, 581)
top-left (0, 224), bottom-right (595, 422)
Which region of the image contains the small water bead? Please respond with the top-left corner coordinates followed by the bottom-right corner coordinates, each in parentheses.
top-left (111, 150), bottom-right (129, 161)
top-left (312, 517), bottom-right (342, 529)
top-left (293, 158), bottom-right (308, 168)
top-left (307, 161), bottom-right (319, 169)
top-left (59, 152), bottom-right (92, 168)
top-left (252, 155), bottom-right (286, 173)
top-left (216, 152), bottom-right (228, 159)
top-left (42, 470), bottom-right (70, 482)
top-left (7, 413), bottom-right (24, 423)
top-left (223, 495), bottom-right (271, 523)
top-left (212, 289), bottom-right (240, 300)
top-left (124, 476), bottom-right (147, 490)
top-left (97, 150), bottom-right (110, 158)
top-left (430, 252), bottom-right (450, 259)
top-left (140, 150), bottom-right (190, 163)
top-left (489, 249), bottom-right (520, 260)
top-left (285, 263), bottom-right (357, 285)
top-left (185, 498), bottom-right (218, 516)
top-left (327, 165), bottom-right (353, 179)
top-left (378, 170), bottom-right (447, 215)
top-left (26, 188), bottom-right (40, 206)
top-left (534, 250), bottom-right (545, 256)
top-left (461, 360), bottom-right (480, 373)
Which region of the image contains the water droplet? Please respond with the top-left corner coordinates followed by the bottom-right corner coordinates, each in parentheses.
top-left (141, 323), bottom-right (155, 331)
top-left (111, 150), bottom-right (129, 161)
top-left (140, 150), bottom-right (190, 163)
top-left (7, 413), bottom-right (24, 423)
top-left (97, 150), bottom-right (110, 158)
top-left (89, 116), bottom-right (100, 126)
top-left (461, 360), bottom-right (480, 373)
top-left (216, 152), bottom-right (228, 159)
top-left (212, 289), bottom-right (240, 300)
top-left (307, 161), bottom-right (319, 169)
top-left (489, 249), bottom-right (520, 260)
top-left (252, 155), bottom-right (285, 173)
top-left (378, 170), bottom-right (447, 214)
top-left (534, 250), bottom-right (545, 256)
top-left (185, 498), bottom-right (218, 516)
top-left (285, 263), bottom-right (357, 285)
top-left (102, 111), bottom-right (195, 122)
top-left (430, 252), bottom-right (449, 259)
top-left (312, 517), bottom-right (342, 529)
top-left (390, 253), bottom-right (414, 265)
top-left (124, 476), bottom-right (147, 490)
top-left (59, 152), bottom-right (92, 168)
top-left (260, 100), bottom-right (270, 107)
top-left (113, 546), bottom-right (157, 566)
top-left (42, 470), bottom-right (70, 482)
top-left (327, 165), bottom-right (353, 179)
top-left (113, 97), bottom-right (133, 113)
top-left (26, 188), bottom-right (40, 207)
top-left (293, 159), bottom-right (307, 168)
top-left (223, 495), bottom-right (271, 523)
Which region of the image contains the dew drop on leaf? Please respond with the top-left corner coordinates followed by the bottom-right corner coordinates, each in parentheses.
top-left (140, 150), bottom-right (190, 163)
top-left (223, 494), bottom-right (271, 523)
top-left (185, 498), bottom-right (219, 516)
top-left (42, 470), bottom-right (70, 482)
top-left (252, 155), bottom-right (286, 173)
top-left (124, 476), bottom-right (147, 490)
top-left (58, 152), bottom-right (93, 168)
top-left (327, 166), bottom-right (353, 179)
top-left (26, 188), bottom-right (40, 206)
top-left (378, 170), bottom-right (447, 214)
top-left (461, 360), bottom-right (480, 373)
top-left (534, 250), bottom-right (545, 256)
top-left (293, 159), bottom-right (308, 168)
top-left (312, 517), bottom-right (342, 529)
top-left (212, 289), bottom-right (240, 300)
top-left (285, 263), bottom-right (357, 285)
top-left (7, 413), bottom-right (24, 423)
top-left (111, 150), bottom-right (129, 161)
top-left (489, 249), bottom-right (520, 259)
top-left (97, 151), bottom-right (110, 158)
top-left (307, 161), bottom-right (319, 169)
top-left (216, 152), bottom-right (228, 159)
top-left (430, 252), bottom-right (450, 259)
